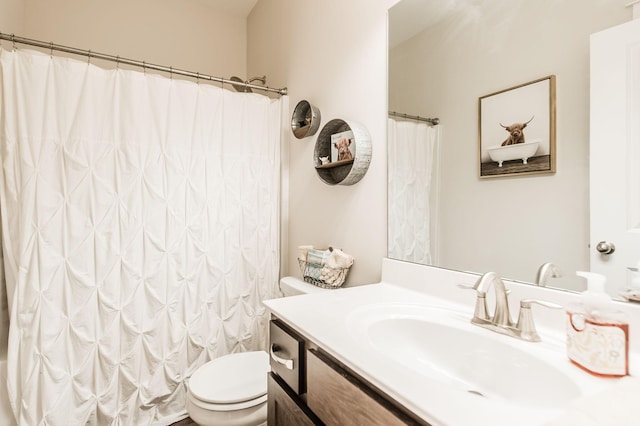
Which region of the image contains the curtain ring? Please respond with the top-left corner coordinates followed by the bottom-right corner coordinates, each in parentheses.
top-left (143, 60), bottom-right (146, 74)
top-left (116, 55), bottom-right (120, 69)
top-left (87, 49), bottom-right (91, 65)
top-left (196, 72), bottom-right (200, 84)
top-left (11, 34), bottom-right (16, 50)
top-left (169, 66), bottom-right (173, 79)
top-left (49, 41), bottom-right (53, 58)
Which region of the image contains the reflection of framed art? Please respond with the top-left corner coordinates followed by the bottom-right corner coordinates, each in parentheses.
top-left (479, 75), bottom-right (556, 178)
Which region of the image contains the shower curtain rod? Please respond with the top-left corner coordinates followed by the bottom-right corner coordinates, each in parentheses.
top-left (0, 32), bottom-right (288, 96)
top-left (389, 111), bottom-right (439, 125)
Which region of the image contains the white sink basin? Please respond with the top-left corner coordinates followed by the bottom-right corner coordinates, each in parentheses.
top-left (347, 303), bottom-right (581, 409)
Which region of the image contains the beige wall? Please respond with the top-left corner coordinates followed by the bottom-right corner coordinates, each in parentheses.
top-left (6, 0), bottom-right (246, 80)
top-left (248, 0), bottom-right (397, 285)
top-left (389, 0), bottom-right (630, 290)
top-left (0, 0), bottom-right (24, 35)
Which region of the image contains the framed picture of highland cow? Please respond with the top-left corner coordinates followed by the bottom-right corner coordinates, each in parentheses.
top-left (330, 130), bottom-right (355, 163)
top-left (479, 75), bottom-right (556, 178)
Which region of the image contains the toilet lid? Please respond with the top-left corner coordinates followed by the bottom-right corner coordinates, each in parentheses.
top-left (189, 351), bottom-right (270, 404)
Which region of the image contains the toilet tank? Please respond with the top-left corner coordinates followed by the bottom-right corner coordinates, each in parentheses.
top-left (279, 276), bottom-right (329, 297)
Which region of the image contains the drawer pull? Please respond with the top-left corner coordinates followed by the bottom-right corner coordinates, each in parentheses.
top-left (270, 344), bottom-right (294, 370)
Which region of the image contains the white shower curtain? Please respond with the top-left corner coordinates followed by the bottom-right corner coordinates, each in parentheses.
top-left (387, 118), bottom-right (439, 265)
top-left (0, 47), bottom-right (285, 425)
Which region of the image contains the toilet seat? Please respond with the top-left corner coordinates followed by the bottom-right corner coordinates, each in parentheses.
top-left (188, 392), bottom-right (268, 412)
top-left (188, 351), bottom-right (270, 411)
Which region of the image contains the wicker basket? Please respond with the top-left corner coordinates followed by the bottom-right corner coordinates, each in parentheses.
top-left (298, 259), bottom-right (351, 289)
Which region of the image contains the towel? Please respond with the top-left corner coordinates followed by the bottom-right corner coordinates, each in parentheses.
top-left (297, 245), bottom-right (314, 262)
top-left (324, 248), bottom-right (354, 269)
top-left (306, 249), bottom-right (330, 266)
top-left (320, 248), bottom-right (354, 287)
top-left (304, 248), bottom-right (331, 281)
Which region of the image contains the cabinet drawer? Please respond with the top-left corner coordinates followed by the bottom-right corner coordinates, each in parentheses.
top-left (268, 373), bottom-right (320, 426)
top-left (269, 319), bottom-right (305, 394)
top-left (307, 349), bottom-right (425, 426)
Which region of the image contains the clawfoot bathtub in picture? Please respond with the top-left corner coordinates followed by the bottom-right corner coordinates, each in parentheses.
top-left (487, 139), bottom-right (541, 167)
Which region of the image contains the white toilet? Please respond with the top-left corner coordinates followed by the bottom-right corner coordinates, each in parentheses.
top-left (185, 277), bottom-right (327, 426)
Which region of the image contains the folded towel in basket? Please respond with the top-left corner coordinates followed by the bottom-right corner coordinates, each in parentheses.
top-left (324, 248), bottom-right (354, 269)
top-left (297, 245), bottom-right (314, 262)
top-left (306, 249), bottom-right (330, 266)
top-left (320, 248), bottom-right (354, 286)
top-left (304, 249), bottom-right (331, 280)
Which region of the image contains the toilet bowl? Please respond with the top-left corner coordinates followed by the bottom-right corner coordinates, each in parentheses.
top-left (187, 351), bottom-right (270, 426)
top-left (186, 277), bottom-right (327, 426)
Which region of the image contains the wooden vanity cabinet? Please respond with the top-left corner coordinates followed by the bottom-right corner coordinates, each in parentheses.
top-left (267, 373), bottom-right (318, 426)
top-left (268, 318), bottom-right (429, 426)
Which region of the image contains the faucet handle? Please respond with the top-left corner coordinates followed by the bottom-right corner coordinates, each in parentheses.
top-left (457, 273), bottom-right (492, 294)
top-left (516, 299), bottom-right (563, 342)
top-left (458, 282), bottom-right (511, 296)
top-left (457, 283), bottom-right (490, 321)
top-left (457, 283), bottom-right (477, 290)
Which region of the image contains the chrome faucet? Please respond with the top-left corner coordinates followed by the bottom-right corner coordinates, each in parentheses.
top-left (536, 262), bottom-right (562, 287)
top-left (459, 272), bottom-right (514, 327)
top-left (459, 272), bottom-right (562, 342)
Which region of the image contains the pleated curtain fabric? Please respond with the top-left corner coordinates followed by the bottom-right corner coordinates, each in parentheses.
top-left (387, 118), bottom-right (438, 265)
top-left (0, 47), bottom-right (284, 425)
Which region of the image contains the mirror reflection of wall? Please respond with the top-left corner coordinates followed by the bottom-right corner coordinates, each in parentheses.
top-left (388, 0), bottom-right (630, 291)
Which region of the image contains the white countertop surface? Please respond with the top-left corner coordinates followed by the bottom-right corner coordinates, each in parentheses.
top-left (263, 277), bottom-right (640, 426)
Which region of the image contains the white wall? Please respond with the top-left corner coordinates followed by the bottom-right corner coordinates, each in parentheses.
top-left (5, 0), bottom-right (247, 80)
top-left (389, 0), bottom-right (630, 290)
top-left (247, 0), bottom-right (396, 286)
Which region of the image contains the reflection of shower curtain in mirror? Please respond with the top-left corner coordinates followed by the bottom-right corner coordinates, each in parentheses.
top-left (388, 119), bottom-right (439, 265)
top-left (0, 47), bottom-right (285, 425)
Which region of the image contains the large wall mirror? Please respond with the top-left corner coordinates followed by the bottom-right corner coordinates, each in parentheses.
top-left (387, 0), bottom-right (631, 294)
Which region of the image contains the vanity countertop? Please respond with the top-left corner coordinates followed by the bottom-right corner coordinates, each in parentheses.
top-left (263, 261), bottom-right (640, 426)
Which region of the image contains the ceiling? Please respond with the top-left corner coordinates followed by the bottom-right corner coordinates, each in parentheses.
top-left (388, 0), bottom-right (460, 48)
top-left (198, 0), bottom-right (258, 17)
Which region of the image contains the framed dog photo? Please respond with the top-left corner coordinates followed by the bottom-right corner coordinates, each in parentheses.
top-left (479, 75), bottom-right (556, 178)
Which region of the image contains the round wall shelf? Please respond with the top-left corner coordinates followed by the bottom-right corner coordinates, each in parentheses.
top-left (313, 119), bottom-right (371, 186)
top-left (291, 100), bottom-right (321, 139)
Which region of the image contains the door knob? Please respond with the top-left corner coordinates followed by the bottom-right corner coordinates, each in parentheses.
top-left (596, 241), bottom-right (616, 254)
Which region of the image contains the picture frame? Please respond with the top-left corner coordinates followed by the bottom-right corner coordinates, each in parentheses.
top-left (479, 75), bottom-right (556, 178)
top-left (330, 130), bottom-right (355, 163)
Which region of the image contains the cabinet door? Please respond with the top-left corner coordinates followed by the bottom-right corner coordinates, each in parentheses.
top-left (307, 349), bottom-right (425, 426)
top-left (268, 373), bottom-right (319, 426)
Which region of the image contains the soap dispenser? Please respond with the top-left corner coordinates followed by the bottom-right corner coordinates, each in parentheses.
top-left (566, 271), bottom-right (629, 377)
top-left (576, 271), bottom-right (612, 317)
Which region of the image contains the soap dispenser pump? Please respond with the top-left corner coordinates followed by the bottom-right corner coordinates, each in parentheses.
top-left (575, 271), bottom-right (612, 318)
top-left (567, 271), bottom-right (629, 377)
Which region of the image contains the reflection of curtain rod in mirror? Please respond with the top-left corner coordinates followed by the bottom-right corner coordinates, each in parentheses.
top-left (389, 111), bottom-right (439, 125)
top-left (626, 0), bottom-right (640, 18)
